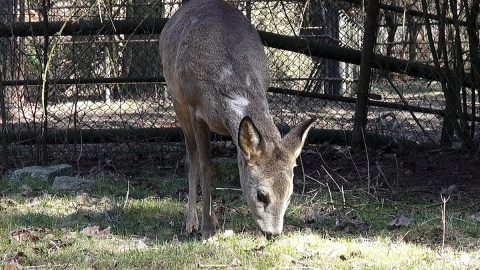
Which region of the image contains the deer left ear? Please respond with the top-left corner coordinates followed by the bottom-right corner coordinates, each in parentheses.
top-left (238, 116), bottom-right (262, 160)
top-left (283, 117), bottom-right (316, 158)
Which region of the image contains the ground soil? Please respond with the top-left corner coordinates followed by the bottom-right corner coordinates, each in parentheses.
top-left (296, 143), bottom-right (480, 201)
top-left (72, 140), bottom-right (480, 202)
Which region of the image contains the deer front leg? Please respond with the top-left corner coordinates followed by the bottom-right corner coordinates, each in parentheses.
top-left (185, 152), bottom-right (199, 234)
top-left (172, 101), bottom-right (199, 234)
top-left (192, 117), bottom-right (218, 239)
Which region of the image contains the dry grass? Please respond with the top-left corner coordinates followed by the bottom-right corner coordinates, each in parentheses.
top-left (1, 169), bottom-right (480, 269)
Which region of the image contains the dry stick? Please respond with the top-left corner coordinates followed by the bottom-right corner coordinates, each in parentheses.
top-left (325, 182), bottom-right (334, 207)
top-left (394, 154), bottom-right (399, 192)
top-left (23, 265), bottom-right (73, 269)
top-left (76, 131), bottom-right (83, 175)
top-left (197, 264), bottom-right (229, 268)
top-left (316, 150), bottom-right (349, 183)
top-left (215, 188), bottom-right (242, 191)
top-left (346, 150), bottom-right (362, 181)
top-left (384, 73), bottom-right (436, 144)
top-left (376, 161), bottom-right (396, 194)
top-left (321, 165), bottom-right (345, 207)
top-left (280, 265), bottom-right (320, 270)
top-left (441, 195), bottom-right (450, 256)
top-left (361, 127), bottom-right (371, 193)
top-left (304, 173), bottom-right (325, 187)
top-left (123, 180), bottom-right (130, 209)
top-left (299, 155), bottom-right (307, 195)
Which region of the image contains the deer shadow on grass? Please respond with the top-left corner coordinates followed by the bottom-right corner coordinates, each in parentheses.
top-left (0, 173), bottom-right (261, 243)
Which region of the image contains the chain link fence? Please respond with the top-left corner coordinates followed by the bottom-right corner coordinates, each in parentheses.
top-left (0, 0), bottom-right (478, 172)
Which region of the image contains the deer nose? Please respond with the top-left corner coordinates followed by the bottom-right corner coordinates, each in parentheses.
top-left (263, 231), bottom-right (280, 240)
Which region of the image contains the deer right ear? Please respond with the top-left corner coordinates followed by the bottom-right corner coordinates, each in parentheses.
top-left (238, 116), bottom-right (262, 160)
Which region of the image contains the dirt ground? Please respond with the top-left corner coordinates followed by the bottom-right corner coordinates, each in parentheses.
top-left (296, 143), bottom-right (480, 201)
top-left (73, 139), bottom-right (480, 202)
top-left (206, 141), bottom-right (480, 201)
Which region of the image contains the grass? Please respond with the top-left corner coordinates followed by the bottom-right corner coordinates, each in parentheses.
top-left (1, 172), bottom-right (480, 269)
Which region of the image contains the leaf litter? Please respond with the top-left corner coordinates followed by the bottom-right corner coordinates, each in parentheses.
top-left (388, 215), bottom-right (415, 227)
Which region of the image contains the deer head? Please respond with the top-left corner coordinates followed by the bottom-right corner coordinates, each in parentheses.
top-left (237, 116), bottom-right (316, 237)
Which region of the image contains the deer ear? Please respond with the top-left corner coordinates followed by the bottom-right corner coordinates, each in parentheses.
top-left (283, 117), bottom-right (316, 158)
top-left (238, 116), bottom-right (262, 160)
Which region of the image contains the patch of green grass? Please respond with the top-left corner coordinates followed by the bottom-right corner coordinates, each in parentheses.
top-left (1, 174), bottom-right (480, 269)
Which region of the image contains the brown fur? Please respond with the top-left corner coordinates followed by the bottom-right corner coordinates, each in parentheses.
top-left (159, 0), bottom-right (315, 238)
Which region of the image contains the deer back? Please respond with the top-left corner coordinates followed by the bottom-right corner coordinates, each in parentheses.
top-left (160, 0), bottom-right (271, 135)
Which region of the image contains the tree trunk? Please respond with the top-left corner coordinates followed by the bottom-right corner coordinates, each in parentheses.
top-left (351, 0), bottom-right (380, 150)
top-left (464, 0), bottom-right (479, 139)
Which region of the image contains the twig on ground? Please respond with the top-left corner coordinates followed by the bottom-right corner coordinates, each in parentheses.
top-left (76, 132), bottom-right (83, 175)
top-left (215, 188), bottom-right (242, 191)
top-left (23, 265), bottom-right (73, 269)
top-left (123, 180), bottom-right (130, 209)
top-left (376, 161), bottom-right (396, 194)
top-left (361, 128), bottom-right (371, 194)
top-left (280, 266), bottom-right (320, 270)
top-left (345, 149), bottom-right (362, 181)
top-left (197, 264), bottom-right (229, 268)
top-left (316, 150), bottom-right (349, 184)
top-left (394, 154), bottom-right (399, 192)
top-left (440, 195), bottom-right (450, 256)
top-left (321, 165), bottom-right (345, 207)
top-left (299, 155), bottom-right (307, 195)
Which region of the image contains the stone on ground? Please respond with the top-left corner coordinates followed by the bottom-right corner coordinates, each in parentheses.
top-left (10, 164), bottom-right (74, 184)
top-left (52, 176), bottom-right (94, 191)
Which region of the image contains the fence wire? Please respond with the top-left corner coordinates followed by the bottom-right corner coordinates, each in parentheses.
top-left (0, 0), bottom-right (478, 171)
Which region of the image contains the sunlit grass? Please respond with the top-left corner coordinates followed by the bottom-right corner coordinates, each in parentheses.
top-left (1, 174), bottom-right (480, 269)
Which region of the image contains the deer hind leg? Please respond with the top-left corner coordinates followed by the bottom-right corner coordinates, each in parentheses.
top-left (190, 113), bottom-right (218, 239)
top-left (172, 101), bottom-right (199, 234)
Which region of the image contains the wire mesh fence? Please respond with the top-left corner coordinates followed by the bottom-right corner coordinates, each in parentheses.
top-left (0, 0), bottom-right (478, 172)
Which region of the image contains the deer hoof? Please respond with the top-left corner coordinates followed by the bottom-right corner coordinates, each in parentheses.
top-left (201, 213), bottom-right (217, 239)
top-left (201, 227), bottom-right (216, 239)
top-left (186, 211), bottom-right (199, 234)
top-left (186, 222), bottom-right (198, 235)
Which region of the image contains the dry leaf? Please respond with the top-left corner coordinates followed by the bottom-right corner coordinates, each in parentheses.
top-left (98, 226), bottom-right (111, 237)
top-left (388, 215), bottom-right (414, 227)
top-left (2, 198), bottom-right (18, 206)
top-left (10, 229), bottom-right (40, 242)
top-left (21, 184), bottom-right (32, 196)
top-left (11, 251), bottom-right (27, 265)
top-left (470, 212), bottom-right (480, 222)
top-left (253, 245), bottom-right (265, 253)
top-left (117, 239), bottom-right (148, 253)
top-left (334, 217), bottom-right (370, 233)
top-left (81, 225), bottom-right (111, 237)
top-left (227, 257), bottom-right (241, 269)
top-left (62, 231), bottom-right (77, 240)
top-left (81, 226), bottom-right (100, 236)
top-left (84, 253), bottom-right (95, 263)
top-left (153, 214), bottom-right (169, 220)
top-left (441, 184), bottom-right (458, 196)
top-left (279, 254), bottom-right (295, 264)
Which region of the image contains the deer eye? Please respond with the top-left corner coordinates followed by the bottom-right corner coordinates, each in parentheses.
top-left (257, 191), bottom-right (270, 206)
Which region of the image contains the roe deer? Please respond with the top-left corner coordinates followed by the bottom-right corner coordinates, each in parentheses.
top-left (159, 0), bottom-right (316, 239)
